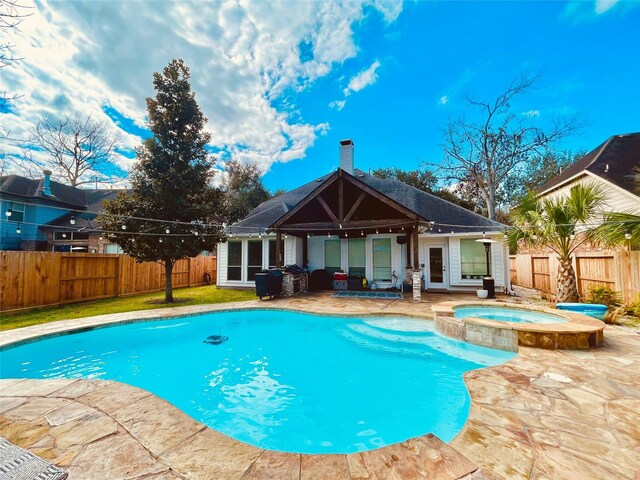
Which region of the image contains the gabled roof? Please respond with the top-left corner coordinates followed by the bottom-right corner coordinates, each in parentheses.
top-left (538, 132), bottom-right (640, 196)
top-left (230, 168), bottom-right (504, 234)
top-left (0, 174), bottom-right (126, 210)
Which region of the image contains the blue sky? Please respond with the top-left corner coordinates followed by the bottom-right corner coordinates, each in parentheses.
top-left (2, 1), bottom-right (639, 191)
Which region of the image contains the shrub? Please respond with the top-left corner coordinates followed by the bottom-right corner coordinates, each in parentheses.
top-left (583, 285), bottom-right (623, 309)
top-left (627, 294), bottom-right (640, 318)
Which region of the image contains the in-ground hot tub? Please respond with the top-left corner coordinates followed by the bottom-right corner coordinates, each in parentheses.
top-left (431, 302), bottom-right (605, 351)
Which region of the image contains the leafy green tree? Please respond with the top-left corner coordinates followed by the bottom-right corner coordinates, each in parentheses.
top-left (508, 183), bottom-right (606, 302)
top-left (502, 150), bottom-right (583, 207)
top-left (221, 159), bottom-right (272, 224)
top-left (99, 59), bottom-right (225, 302)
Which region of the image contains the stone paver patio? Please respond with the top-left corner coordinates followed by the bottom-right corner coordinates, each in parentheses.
top-left (1, 292), bottom-right (639, 479)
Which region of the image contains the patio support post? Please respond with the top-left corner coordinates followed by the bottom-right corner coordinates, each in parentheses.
top-left (302, 234), bottom-right (308, 268)
top-left (275, 230), bottom-right (283, 268)
top-left (412, 227), bottom-right (421, 303)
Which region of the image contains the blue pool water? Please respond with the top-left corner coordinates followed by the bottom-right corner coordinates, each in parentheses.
top-left (454, 306), bottom-right (567, 324)
top-left (0, 310), bottom-right (514, 454)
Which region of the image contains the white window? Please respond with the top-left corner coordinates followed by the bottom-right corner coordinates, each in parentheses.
top-left (460, 239), bottom-right (488, 279)
top-left (324, 239), bottom-right (341, 275)
top-left (372, 238), bottom-right (391, 281)
top-left (348, 239), bottom-right (366, 277)
top-left (227, 240), bottom-right (242, 281)
top-left (4, 202), bottom-right (24, 222)
top-left (104, 244), bottom-right (123, 254)
top-left (247, 240), bottom-right (263, 281)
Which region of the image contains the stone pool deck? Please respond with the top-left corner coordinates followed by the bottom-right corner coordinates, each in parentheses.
top-left (1, 292), bottom-right (639, 479)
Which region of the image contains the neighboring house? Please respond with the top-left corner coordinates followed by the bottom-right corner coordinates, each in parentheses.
top-left (538, 132), bottom-right (640, 215)
top-left (217, 140), bottom-right (509, 294)
top-left (0, 170), bottom-right (125, 253)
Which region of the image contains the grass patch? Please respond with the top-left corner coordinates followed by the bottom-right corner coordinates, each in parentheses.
top-left (0, 286), bottom-right (255, 331)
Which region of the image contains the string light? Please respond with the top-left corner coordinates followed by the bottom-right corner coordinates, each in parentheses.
top-left (62, 233), bottom-right (67, 238)
top-left (70, 216), bottom-right (76, 225)
top-left (165, 228), bottom-right (170, 234)
top-left (5, 208), bottom-right (12, 217)
top-left (482, 231), bottom-right (486, 238)
top-left (307, 233), bottom-right (311, 239)
top-left (194, 230), bottom-right (199, 236)
top-left (16, 225), bottom-right (21, 234)
top-left (345, 232), bottom-right (348, 237)
top-left (625, 230), bottom-right (632, 240)
top-left (376, 229), bottom-right (379, 234)
top-left (361, 230), bottom-right (364, 236)
top-left (327, 232), bottom-right (330, 238)
top-left (121, 224), bottom-right (127, 230)
top-left (159, 238), bottom-right (163, 243)
top-left (389, 228), bottom-right (392, 233)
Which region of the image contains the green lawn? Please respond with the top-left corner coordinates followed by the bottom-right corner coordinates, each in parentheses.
top-left (0, 286), bottom-right (256, 331)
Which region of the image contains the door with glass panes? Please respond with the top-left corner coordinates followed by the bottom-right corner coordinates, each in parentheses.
top-left (425, 244), bottom-right (448, 289)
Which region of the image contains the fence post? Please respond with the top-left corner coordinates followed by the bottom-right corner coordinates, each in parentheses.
top-left (188, 257), bottom-right (192, 287)
top-left (115, 255), bottom-right (122, 297)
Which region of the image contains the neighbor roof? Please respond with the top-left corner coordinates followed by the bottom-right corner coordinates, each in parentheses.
top-left (538, 132), bottom-right (640, 196)
top-left (230, 169), bottom-right (504, 234)
top-left (0, 174), bottom-right (126, 209)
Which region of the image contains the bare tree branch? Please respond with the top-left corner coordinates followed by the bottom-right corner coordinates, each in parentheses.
top-left (24, 111), bottom-right (121, 187)
top-left (427, 73), bottom-right (583, 220)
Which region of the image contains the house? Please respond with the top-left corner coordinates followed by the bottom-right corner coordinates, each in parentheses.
top-left (0, 170), bottom-right (125, 253)
top-left (217, 140), bottom-right (509, 298)
top-left (538, 132), bottom-right (640, 215)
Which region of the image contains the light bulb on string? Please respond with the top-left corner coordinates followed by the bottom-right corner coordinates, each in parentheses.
top-left (376, 229), bottom-right (379, 234)
top-left (70, 216), bottom-right (76, 225)
top-left (159, 238), bottom-right (163, 243)
top-left (165, 228), bottom-right (170, 234)
top-left (62, 233), bottom-right (67, 238)
top-left (5, 208), bottom-right (12, 217)
top-left (16, 225), bottom-right (21, 234)
top-left (121, 224), bottom-right (127, 230)
top-left (625, 230), bottom-right (632, 240)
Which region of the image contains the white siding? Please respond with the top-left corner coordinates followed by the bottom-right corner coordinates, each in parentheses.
top-left (544, 174), bottom-right (640, 216)
top-left (445, 235), bottom-right (507, 290)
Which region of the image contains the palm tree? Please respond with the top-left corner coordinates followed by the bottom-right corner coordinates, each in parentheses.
top-left (508, 183), bottom-right (607, 303)
top-left (594, 167), bottom-right (640, 250)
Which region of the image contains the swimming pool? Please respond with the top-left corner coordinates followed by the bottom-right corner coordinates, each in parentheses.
top-left (0, 310), bottom-right (514, 454)
top-left (454, 306), bottom-right (567, 324)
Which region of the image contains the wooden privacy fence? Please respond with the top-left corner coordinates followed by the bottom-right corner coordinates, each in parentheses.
top-left (0, 252), bottom-right (217, 312)
top-left (510, 250), bottom-right (640, 304)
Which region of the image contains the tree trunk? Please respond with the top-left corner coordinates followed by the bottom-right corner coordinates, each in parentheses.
top-left (556, 257), bottom-right (578, 303)
top-left (164, 261), bottom-right (174, 303)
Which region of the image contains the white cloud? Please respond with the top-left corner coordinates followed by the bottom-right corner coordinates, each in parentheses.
top-left (523, 110), bottom-right (541, 117)
top-left (344, 60), bottom-right (382, 96)
top-left (329, 100), bottom-right (347, 111)
top-left (438, 95), bottom-right (449, 105)
top-left (1, 0), bottom-right (402, 176)
top-left (595, 0), bottom-right (618, 14)
top-left (329, 59), bottom-right (382, 111)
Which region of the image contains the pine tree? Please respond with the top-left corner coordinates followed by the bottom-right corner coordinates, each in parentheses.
top-left (99, 59), bottom-right (225, 302)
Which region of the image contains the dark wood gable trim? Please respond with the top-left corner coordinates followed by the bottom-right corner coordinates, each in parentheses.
top-left (272, 171), bottom-right (339, 228)
top-left (340, 169), bottom-right (425, 222)
top-left (271, 169), bottom-right (427, 230)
